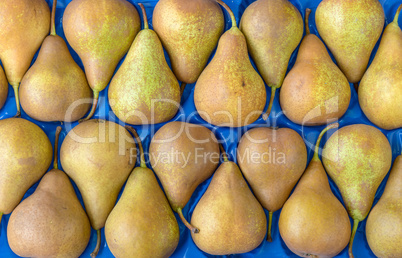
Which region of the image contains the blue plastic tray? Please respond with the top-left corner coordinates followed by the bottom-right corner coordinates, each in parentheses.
top-left (0, 0), bottom-right (401, 257)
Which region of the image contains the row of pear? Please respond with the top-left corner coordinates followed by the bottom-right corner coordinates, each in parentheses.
top-left (0, 117), bottom-right (400, 257)
top-left (0, 0), bottom-right (400, 130)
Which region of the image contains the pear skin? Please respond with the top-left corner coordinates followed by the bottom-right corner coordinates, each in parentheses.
top-left (359, 5), bottom-right (402, 130)
top-left (240, 0), bottom-right (303, 118)
top-left (279, 123), bottom-right (351, 258)
top-left (280, 9), bottom-right (351, 126)
top-left (237, 127), bottom-right (307, 241)
top-left (322, 124), bottom-right (392, 258)
top-left (0, 65), bottom-right (7, 110)
top-left (152, 0), bottom-right (224, 84)
top-left (366, 152), bottom-right (402, 258)
top-left (0, 0), bottom-right (50, 116)
top-left (108, 4), bottom-right (180, 125)
top-left (105, 126), bottom-right (179, 258)
top-left (316, 0), bottom-right (385, 83)
top-left (20, 0), bottom-right (92, 122)
top-left (63, 0), bottom-right (140, 120)
top-left (194, 0), bottom-right (266, 127)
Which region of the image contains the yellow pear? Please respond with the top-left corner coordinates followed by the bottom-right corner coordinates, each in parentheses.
top-left (0, 65), bottom-right (7, 110)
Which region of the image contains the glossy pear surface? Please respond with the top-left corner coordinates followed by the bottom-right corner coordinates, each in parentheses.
top-left (0, 118), bottom-right (52, 215)
top-left (315, 0), bottom-right (385, 83)
top-left (60, 120), bottom-right (136, 230)
top-left (322, 124), bottom-right (392, 221)
top-left (366, 154), bottom-right (402, 258)
top-left (152, 0), bottom-right (224, 83)
top-left (191, 161), bottom-right (267, 255)
top-left (0, 66), bottom-right (7, 110)
top-left (7, 170), bottom-right (91, 257)
top-left (240, 0), bottom-right (303, 88)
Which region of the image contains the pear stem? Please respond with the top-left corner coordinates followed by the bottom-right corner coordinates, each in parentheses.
top-left (0, 212), bottom-right (2, 226)
top-left (180, 82), bottom-right (187, 97)
top-left (11, 83), bottom-right (21, 117)
top-left (177, 207), bottom-right (199, 233)
top-left (216, 0), bottom-right (237, 28)
top-left (267, 211), bottom-right (273, 242)
top-left (50, 0), bottom-right (57, 36)
top-left (305, 8), bottom-right (311, 35)
top-left (138, 3), bottom-right (148, 30)
top-left (348, 219), bottom-right (359, 258)
top-left (263, 87), bottom-right (277, 120)
top-left (90, 229), bottom-right (101, 258)
top-left (80, 90), bottom-right (99, 122)
top-left (53, 126), bottom-right (62, 170)
top-left (313, 123), bottom-right (339, 160)
top-left (125, 126), bottom-right (146, 168)
top-left (393, 4), bottom-right (402, 24)
top-left (219, 144), bottom-right (229, 162)
top-left (353, 83), bottom-right (359, 93)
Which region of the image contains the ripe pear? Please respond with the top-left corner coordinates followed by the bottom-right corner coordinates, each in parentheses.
top-left (0, 0), bottom-right (50, 116)
top-left (149, 121), bottom-right (219, 233)
top-left (366, 151), bottom-right (402, 258)
top-left (152, 0), bottom-right (224, 86)
top-left (237, 127), bottom-right (307, 242)
top-left (322, 124), bottom-right (392, 258)
top-left (7, 127), bottom-right (91, 258)
top-left (60, 119), bottom-right (136, 257)
top-left (240, 0), bottom-right (303, 119)
top-left (105, 127), bottom-right (180, 258)
top-left (315, 0), bottom-right (385, 84)
top-left (63, 0), bottom-right (140, 121)
top-left (191, 148), bottom-right (267, 255)
top-left (0, 65), bottom-right (7, 110)
top-left (194, 0), bottom-right (266, 127)
top-left (108, 4), bottom-right (180, 125)
top-left (359, 5), bottom-right (402, 130)
top-left (279, 123), bottom-right (351, 258)
top-left (20, 0), bottom-right (92, 122)
top-left (280, 9), bottom-right (351, 126)
top-left (0, 118), bottom-right (52, 225)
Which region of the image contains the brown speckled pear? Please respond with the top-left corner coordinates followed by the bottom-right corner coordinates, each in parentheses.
top-left (237, 127), bottom-right (307, 242)
top-left (316, 0), bottom-right (385, 84)
top-left (280, 9), bottom-right (351, 126)
top-left (0, 66), bottom-right (7, 110)
top-left (149, 121), bottom-right (219, 233)
top-left (108, 4), bottom-right (180, 125)
top-left (63, 0), bottom-right (140, 121)
top-left (359, 5), bottom-right (402, 130)
top-left (60, 120), bottom-right (136, 258)
top-left (279, 123), bottom-right (351, 258)
top-left (0, 0), bottom-right (50, 116)
top-left (240, 0), bottom-right (303, 119)
top-left (0, 118), bottom-right (52, 225)
top-left (105, 127), bottom-right (179, 258)
top-left (20, 0), bottom-right (92, 122)
top-left (7, 127), bottom-right (91, 258)
top-left (152, 0), bottom-right (224, 84)
top-left (366, 151), bottom-right (402, 258)
top-left (322, 124), bottom-right (392, 258)
top-left (194, 0), bottom-right (266, 127)
top-left (191, 148), bottom-right (267, 255)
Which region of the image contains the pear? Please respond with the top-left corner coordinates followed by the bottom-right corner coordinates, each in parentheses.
top-left (0, 118), bottom-right (52, 226)
top-left (149, 121), bottom-right (219, 233)
top-left (193, 0), bottom-right (266, 127)
top-left (19, 0), bottom-right (92, 122)
top-left (237, 126), bottom-right (307, 242)
top-left (280, 9), bottom-right (351, 126)
top-left (60, 119), bottom-right (136, 257)
top-left (190, 146), bottom-right (267, 255)
top-left (279, 123), bottom-right (351, 258)
top-left (316, 0), bottom-right (385, 86)
top-left (240, 0), bottom-right (303, 119)
top-left (322, 124), bottom-right (392, 258)
top-left (0, 65), bottom-right (7, 110)
top-left (63, 0), bottom-right (140, 121)
top-left (366, 151), bottom-right (402, 258)
top-left (152, 0), bottom-right (224, 87)
top-left (108, 3), bottom-right (180, 125)
top-left (105, 126), bottom-right (180, 258)
top-left (0, 0), bottom-right (50, 116)
top-left (359, 5), bottom-right (402, 130)
top-left (7, 127), bottom-right (91, 257)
